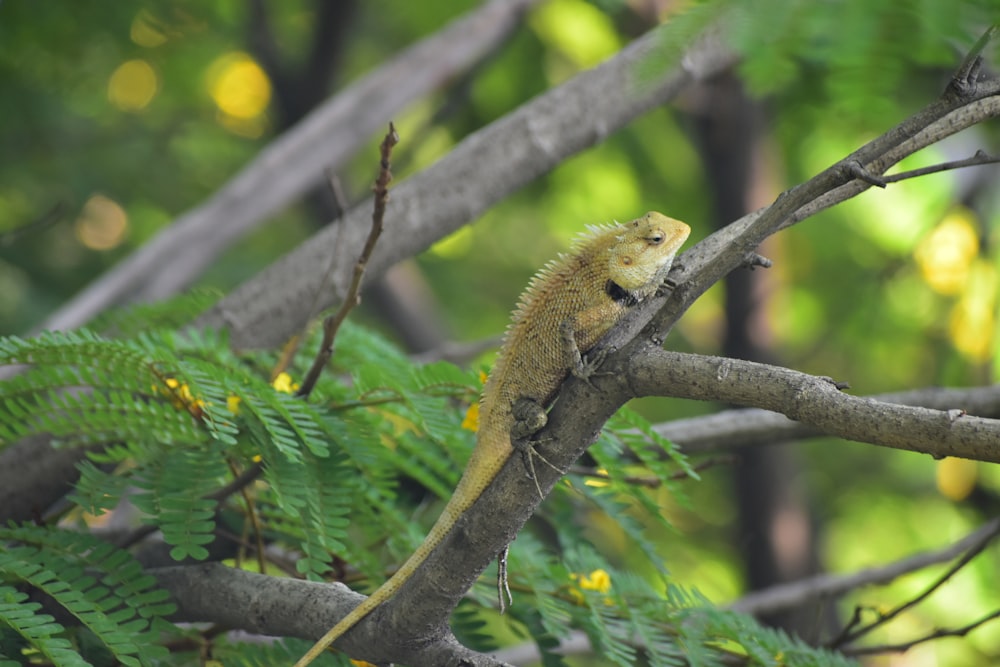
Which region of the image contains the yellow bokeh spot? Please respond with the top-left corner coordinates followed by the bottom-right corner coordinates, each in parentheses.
top-left (914, 208), bottom-right (979, 295)
top-left (207, 51), bottom-right (271, 123)
top-left (108, 59), bottom-right (159, 112)
top-left (271, 372), bottom-right (299, 394)
top-left (75, 194), bottom-right (129, 250)
top-left (948, 260), bottom-right (997, 363)
top-left (936, 457), bottom-right (977, 502)
top-left (130, 10), bottom-right (168, 47)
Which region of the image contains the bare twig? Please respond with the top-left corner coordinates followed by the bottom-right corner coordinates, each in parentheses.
top-left (883, 149), bottom-right (1000, 183)
top-left (297, 123), bottom-right (399, 398)
top-left (0, 202), bottom-right (66, 246)
top-left (844, 608), bottom-right (1000, 656)
top-left (948, 25), bottom-right (999, 96)
top-left (270, 170), bottom-right (351, 382)
top-left (729, 518), bottom-right (1000, 616)
top-left (831, 517), bottom-right (1000, 647)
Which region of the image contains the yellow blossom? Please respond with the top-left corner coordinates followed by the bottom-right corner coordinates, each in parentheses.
top-left (576, 569), bottom-right (611, 593)
top-left (567, 568), bottom-right (613, 605)
top-left (155, 377), bottom-right (206, 416)
top-left (461, 402), bottom-right (480, 432)
top-left (227, 395), bottom-right (242, 415)
top-left (272, 372), bottom-right (299, 394)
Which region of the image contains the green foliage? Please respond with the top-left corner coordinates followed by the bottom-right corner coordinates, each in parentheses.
top-left (7, 1), bottom-right (993, 663)
top-left (0, 525), bottom-right (173, 667)
top-left (0, 301), bottom-right (864, 664)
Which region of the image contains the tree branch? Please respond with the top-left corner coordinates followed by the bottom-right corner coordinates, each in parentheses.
top-left (727, 517), bottom-right (1000, 616)
top-left (37, 0), bottom-right (540, 333)
top-left (195, 24), bottom-right (739, 350)
top-left (629, 351), bottom-right (1000, 463)
top-left (655, 384), bottom-right (1000, 455)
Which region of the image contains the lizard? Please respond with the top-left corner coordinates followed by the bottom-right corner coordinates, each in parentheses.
top-left (294, 211), bottom-right (691, 666)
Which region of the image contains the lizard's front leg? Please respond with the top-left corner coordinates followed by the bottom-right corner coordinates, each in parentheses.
top-left (560, 317), bottom-right (613, 384)
top-left (510, 396), bottom-right (566, 493)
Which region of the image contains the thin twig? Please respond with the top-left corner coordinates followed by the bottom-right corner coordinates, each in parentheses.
top-left (227, 458), bottom-right (267, 574)
top-left (729, 517), bottom-right (1000, 616)
top-left (831, 517), bottom-right (1000, 647)
top-left (297, 122), bottom-right (399, 398)
top-left (845, 608), bottom-right (1000, 656)
top-left (0, 202), bottom-right (65, 246)
top-left (269, 170), bottom-right (351, 382)
top-left (883, 150), bottom-right (1000, 183)
top-left (949, 24), bottom-right (999, 96)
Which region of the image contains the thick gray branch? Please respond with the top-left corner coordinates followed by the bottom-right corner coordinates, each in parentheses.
top-left (1, 21), bottom-right (738, 525)
top-left (656, 385), bottom-right (1000, 454)
top-left (38, 0), bottom-right (541, 333)
top-left (630, 351), bottom-right (1000, 462)
top-left (195, 25), bottom-right (738, 349)
top-left (152, 563), bottom-right (505, 667)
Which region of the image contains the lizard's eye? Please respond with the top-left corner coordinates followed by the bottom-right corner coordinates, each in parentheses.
top-left (647, 232), bottom-right (665, 246)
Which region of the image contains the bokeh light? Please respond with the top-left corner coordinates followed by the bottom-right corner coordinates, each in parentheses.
top-left (75, 195), bottom-right (129, 250)
top-left (206, 52), bottom-right (271, 137)
top-left (108, 59), bottom-right (159, 112)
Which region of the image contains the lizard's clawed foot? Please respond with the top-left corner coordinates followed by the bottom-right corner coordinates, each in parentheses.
top-left (572, 348), bottom-right (613, 385)
top-left (511, 397), bottom-right (565, 498)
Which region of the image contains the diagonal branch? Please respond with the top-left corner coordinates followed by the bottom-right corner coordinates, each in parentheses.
top-left (37, 0), bottom-right (541, 334)
top-left (195, 23), bottom-right (739, 350)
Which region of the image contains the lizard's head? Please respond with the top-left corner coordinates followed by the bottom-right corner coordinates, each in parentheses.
top-left (607, 212), bottom-right (690, 291)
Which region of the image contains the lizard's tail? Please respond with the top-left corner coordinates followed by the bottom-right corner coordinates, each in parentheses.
top-left (292, 496), bottom-right (468, 666)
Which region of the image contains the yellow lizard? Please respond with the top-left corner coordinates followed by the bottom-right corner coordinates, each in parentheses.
top-left (294, 211), bottom-right (690, 666)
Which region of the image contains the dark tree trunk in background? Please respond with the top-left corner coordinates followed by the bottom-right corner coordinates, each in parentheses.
top-left (688, 74), bottom-right (832, 642)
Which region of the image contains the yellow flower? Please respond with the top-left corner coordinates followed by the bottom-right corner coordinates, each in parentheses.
top-left (567, 568), bottom-right (613, 605)
top-left (226, 395), bottom-right (242, 415)
top-left (155, 377), bottom-right (206, 416)
top-left (576, 569), bottom-right (611, 593)
top-left (461, 402), bottom-right (480, 432)
top-left (272, 372), bottom-right (299, 394)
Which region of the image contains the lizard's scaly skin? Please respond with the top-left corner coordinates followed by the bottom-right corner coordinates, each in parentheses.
top-left (295, 212), bottom-right (690, 666)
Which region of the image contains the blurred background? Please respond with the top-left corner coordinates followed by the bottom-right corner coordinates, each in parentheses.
top-left (2, 0), bottom-right (999, 664)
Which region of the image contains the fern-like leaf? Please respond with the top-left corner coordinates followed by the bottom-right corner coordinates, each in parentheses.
top-left (0, 587), bottom-right (86, 667)
top-left (0, 525), bottom-right (173, 666)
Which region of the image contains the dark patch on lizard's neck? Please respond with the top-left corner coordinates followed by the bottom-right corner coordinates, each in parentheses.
top-left (605, 279), bottom-right (640, 307)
